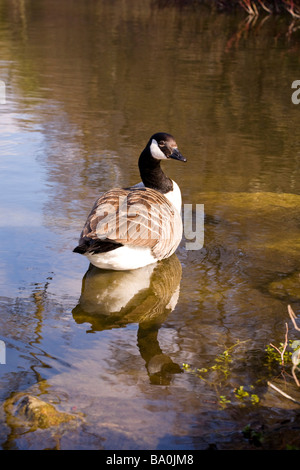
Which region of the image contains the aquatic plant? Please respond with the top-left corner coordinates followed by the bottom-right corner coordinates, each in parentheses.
top-left (182, 340), bottom-right (261, 408)
top-left (266, 304), bottom-right (300, 403)
top-left (242, 424), bottom-right (264, 446)
top-left (183, 304), bottom-right (300, 408)
top-left (182, 341), bottom-right (244, 384)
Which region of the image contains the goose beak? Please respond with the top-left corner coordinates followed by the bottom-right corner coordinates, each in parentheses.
top-left (169, 148), bottom-right (187, 162)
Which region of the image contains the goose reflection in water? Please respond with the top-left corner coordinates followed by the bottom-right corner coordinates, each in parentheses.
top-left (72, 254), bottom-right (182, 384)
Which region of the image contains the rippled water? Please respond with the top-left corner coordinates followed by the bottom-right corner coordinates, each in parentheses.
top-left (0, 0), bottom-right (300, 450)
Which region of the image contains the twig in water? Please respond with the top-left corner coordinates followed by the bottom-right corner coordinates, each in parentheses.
top-left (288, 304), bottom-right (300, 331)
top-left (292, 363), bottom-right (300, 387)
top-left (268, 381), bottom-right (300, 404)
top-left (270, 322), bottom-right (289, 366)
top-left (288, 304), bottom-right (300, 387)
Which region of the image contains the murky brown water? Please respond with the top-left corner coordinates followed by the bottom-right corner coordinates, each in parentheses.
top-left (0, 0), bottom-right (300, 450)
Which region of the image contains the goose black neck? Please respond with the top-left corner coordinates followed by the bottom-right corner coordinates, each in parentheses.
top-left (138, 149), bottom-right (173, 194)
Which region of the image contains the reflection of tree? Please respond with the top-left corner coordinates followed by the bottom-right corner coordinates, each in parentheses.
top-left (72, 255), bottom-right (183, 384)
top-left (154, 0), bottom-right (300, 19)
top-left (238, 0), bottom-right (300, 18)
top-left (0, 0), bottom-right (300, 232)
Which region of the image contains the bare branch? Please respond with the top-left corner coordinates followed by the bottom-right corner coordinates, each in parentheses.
top-left (257, 0), bottom-right (272, 13)
top-left (269, 323), bottom-right (288, 366)
top-left (288, 304), bottom-right (300, 331)
top-left (292, 364), bottom-right (300, 387)
top-left (268, 381), bottom-right (300, 404)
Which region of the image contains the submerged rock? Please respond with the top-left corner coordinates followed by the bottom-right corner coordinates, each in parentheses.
top-left (15, 395), bottom-right (76, 429)
top-left (3, 391), bottom-right (105, 450)
top-left (194, 191), bottom-right (300, 273)
top-left (5, 393), bottom-right (79, 431)
top-left (268, 272), bottom-right (300, 301)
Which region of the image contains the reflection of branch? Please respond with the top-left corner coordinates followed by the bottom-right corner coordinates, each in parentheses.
top-left (225, 15), bottom-right (255, 51)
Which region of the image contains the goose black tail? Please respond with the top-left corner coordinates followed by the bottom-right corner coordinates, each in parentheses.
top-left (73, 240), bottom-right (123, 255)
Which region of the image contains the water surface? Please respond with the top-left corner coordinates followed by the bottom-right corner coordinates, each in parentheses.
top-left (0, 0), bottom-right (300, 450)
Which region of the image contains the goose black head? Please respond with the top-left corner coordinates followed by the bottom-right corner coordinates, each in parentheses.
top-left (148, 132), bottom-right (187, 162)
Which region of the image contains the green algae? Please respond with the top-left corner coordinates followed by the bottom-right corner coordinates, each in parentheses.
top-left (268, 272), bottom-right (300, 301)
top-left (194, 191), bottom-right (300, 261)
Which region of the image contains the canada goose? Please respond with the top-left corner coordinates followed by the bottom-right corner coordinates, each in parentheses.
top-left (73, 132), bottom-right (186, 270)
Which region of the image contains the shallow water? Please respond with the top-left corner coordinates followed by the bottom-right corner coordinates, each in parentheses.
top-left (0, 0), bottom-right (300, 450)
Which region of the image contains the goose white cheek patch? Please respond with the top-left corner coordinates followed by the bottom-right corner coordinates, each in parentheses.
top-left (150, 139), bottom-right (167, 160)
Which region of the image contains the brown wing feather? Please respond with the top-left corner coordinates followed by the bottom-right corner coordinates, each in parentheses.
top-left (75, 187), bottom-right (182, 259)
